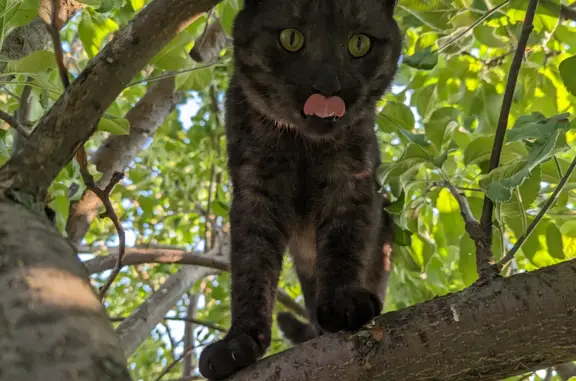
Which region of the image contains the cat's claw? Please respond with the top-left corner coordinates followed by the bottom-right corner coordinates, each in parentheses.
top-left (316, 286), bottom-right (382, 333)
top-left (199, 333), bottom-right (263, 380)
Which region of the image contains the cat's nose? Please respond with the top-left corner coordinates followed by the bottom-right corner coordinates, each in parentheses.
top-left (312, 67), bottom-right (342, 96)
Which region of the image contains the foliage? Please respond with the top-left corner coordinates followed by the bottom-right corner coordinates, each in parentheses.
top-left (1, 0), bottom-right (576, 380)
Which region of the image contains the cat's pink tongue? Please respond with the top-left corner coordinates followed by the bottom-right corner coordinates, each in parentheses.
top-left (303, 94), bottom-right (346, 118)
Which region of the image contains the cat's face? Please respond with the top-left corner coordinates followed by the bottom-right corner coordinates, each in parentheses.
top-left (232, 0), bottom-right (402, 140)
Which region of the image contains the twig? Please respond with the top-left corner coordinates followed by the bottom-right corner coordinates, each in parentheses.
top-left (50, 0), bottom-right (70, 88)
top-left (479, 0), bottom-right (540, 278)
top-left (127, 61), bottom-right (225, 87)
top-left (110, 315), bottom-right (227, 333)
top-left (48, 0), bottom-right (126, 299)
top-left (82, 246), bottom-right (310, 319)
top-left (437, 0), bottom-right (510, 53)
top-left (443, 179), bottom-right (495, 280)
top-left (154, 345), bottom-right (196, 381)
top-left (0, 110), bottom-right (30, 138)
top-left (497, 156), bottom-right (576, 269)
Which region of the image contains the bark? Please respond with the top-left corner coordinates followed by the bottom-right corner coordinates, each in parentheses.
top-left (556, 362), bottom-right (576, 380)
top-left (115, 241), bottom-right (228, 355)
top-left (0, 0), bottom-right (82, 71)
top-left (0, 202), bottom-right (131, 381)
top-left (182, 293), bottom-right (199, 376)
top-left (82, 245), bottom-right (309, 319)
top-left (188, 18), bottom-right (229, 63)
top-left (225, 258), bottom-right (576, 381)
top-left (66, 77), bottom-right (181, 245)
top-left (0, 0), bottom-right (222, 202)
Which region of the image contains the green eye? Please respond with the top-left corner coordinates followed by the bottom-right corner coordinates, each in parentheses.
top-left (348, 34), bottom-right (371, 57)
top-left (279, 28), bottom-right (304, 52)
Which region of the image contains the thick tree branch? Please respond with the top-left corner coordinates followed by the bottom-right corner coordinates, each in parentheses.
top-left (226, 258), bottom-right (576, 381)
top-left (82, 245), bottom-right (309, 319)
top-left (0, 0), bottom-right (222, 203)
top-left (0, 202), bottom-right (131, 381)
top-left (478, 0), bottom-right (539, 278)
top-left (66, 77), bottom-right (181, 245)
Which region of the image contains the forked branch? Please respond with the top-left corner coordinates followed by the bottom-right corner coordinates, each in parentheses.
top-left (48, 0), bottom-right (126, 299)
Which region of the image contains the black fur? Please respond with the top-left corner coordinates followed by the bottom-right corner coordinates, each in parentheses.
top-left (199, 1), bottom-right (401, 379)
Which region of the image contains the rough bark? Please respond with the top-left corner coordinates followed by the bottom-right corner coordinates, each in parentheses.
top-left (0, 0), bottom-right (222, 202)
top-left (225, 258), bottom-right (576, 381)
top-left (66, 77), bottom-right (181, 245)
top-left (83, 245), bottom-right (309, 319)
top-left (0, 202), bottom-right (131, 381)
top-left (115, 241), bottom-right (228, 356)
top-left (189, 18), bottom-right (229, 63)
top-left (556, 362), bottom-right (576, 380)
top-left (0, 0), bottom-right (82, 72)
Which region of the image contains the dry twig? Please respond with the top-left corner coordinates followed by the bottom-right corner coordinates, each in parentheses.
top-left (48, 0), bottom-right (126, 299)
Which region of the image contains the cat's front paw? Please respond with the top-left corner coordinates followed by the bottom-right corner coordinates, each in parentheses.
top-left (316, 286), bottom-right (382, 333)
top-left (198, 332), bottom-right (266, 380)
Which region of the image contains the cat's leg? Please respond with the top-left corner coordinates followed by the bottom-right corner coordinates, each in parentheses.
top-left (199, 193), bottom-right (290, 380)
top-left (277, 268), bottom-right (321, 344)
top-left (314, 188), bottom-right (383, 333)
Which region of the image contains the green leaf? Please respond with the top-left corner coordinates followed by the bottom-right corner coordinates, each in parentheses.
top-left (393, 225), bottom-right (412, 246)
top-left (473, 24), bottom-right (507, 48)
top-left (424, 107), bottom-right (460, 151)
top-left (558, 55), bottom-right (576, 96)
top-left (436, 188), bottom-right (459, 214)
top-left (176, 66), bottom-right (213, 91)
top-left (5, 50), bottom-right (57, 73)
top-left (97, 116), bottom-right (130, 135)
top-left (506, 112), bottom-right (571, 142)
top-left (402, 47), bottom-right (438, 70)
top-left (78, 12), bottom-right (119, 58)
top-left (546, 222), bottom-right (565, 259)
top-left (560, 220), bottom-right (576, 237)
top-left (216, 0), bottom-right (241, 36)
top-left (96, 0), bottom-right (115, 12)
top-left (77, 0), bottom-right (101, 6)
top-left (0, 0), bottom-right (40, 37)
top-left (459, 234), bottom-right (477, 287)
top-left (463, 137), bottom-right (527, 167)
top-left (378, 102), bottom-right (415, 131)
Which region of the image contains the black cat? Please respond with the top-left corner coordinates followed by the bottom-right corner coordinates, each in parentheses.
top-left (199, 0), bottom-right (402, 379)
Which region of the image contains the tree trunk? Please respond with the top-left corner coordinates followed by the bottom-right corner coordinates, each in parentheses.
top-left (0, 202), bottom-right (131, 381)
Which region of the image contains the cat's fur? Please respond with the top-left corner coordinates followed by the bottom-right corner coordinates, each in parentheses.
top-left (199, 0), bottom-right (402, 379)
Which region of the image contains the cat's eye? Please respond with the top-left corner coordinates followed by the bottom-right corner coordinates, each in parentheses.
top-left (279, 28), bottom-right (304, 52)
top-left (348, 34), bottom-right (371, 57)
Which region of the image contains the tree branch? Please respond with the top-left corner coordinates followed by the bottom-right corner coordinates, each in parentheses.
top-left (0, 201), bottom-right (131, 381)
top-left (0, 0), bottom-right (222, 203)
top-left (65, 76), bottom-right (181, 245)
top-left (0, 109), bottom-right (30, 138)
top-left (82, 245), bottom-right (309, 319)
top-left (478, 0), bottom-right (539, 278)
top-left (226, 258), bottom-right (576, 381)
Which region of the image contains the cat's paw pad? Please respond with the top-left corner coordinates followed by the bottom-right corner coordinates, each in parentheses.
top-left (316, 287), bottom-right (382, 333)
top-left (198, 333), bottom-right (265, 380)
